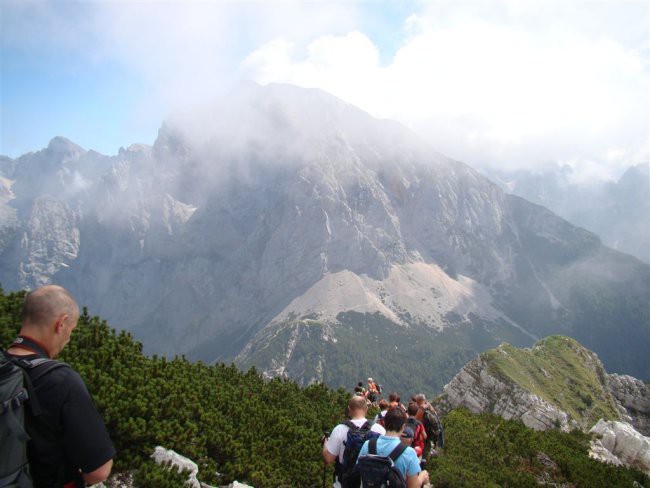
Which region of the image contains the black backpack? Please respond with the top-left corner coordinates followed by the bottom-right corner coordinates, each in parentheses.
top-left (337, 420), bottom-right (380, 488)
top-left (0, 352), bottom-right (68, 488)
top-left (355, 437), bottom-right (407, 488)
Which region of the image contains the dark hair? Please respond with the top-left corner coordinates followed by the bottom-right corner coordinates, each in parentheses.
top-left (358, 382), bottom-right (364, 387)
top-left (378, 399), bottom-right (389, 410)
top-left (388, 392), bottom-right (398, 402)
top-left (384, 406), bottom-right (407, 432)
top-left (407, 402), bottom-right (419, 416)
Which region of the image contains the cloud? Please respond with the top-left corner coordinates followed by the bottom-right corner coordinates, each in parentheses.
top-left (243, 2), bottom-right (650, 180)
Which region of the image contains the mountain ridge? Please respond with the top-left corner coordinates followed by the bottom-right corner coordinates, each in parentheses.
top-left (0, 82), bottom-right (648, 392)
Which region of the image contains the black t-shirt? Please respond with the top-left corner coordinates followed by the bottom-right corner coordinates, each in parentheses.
top-left (7, 353), bottom-right (116, 488)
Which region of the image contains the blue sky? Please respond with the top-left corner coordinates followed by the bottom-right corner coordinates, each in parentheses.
top-left (1, 1), bottom-right (648, 181)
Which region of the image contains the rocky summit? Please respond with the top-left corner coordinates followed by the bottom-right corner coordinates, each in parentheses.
top-left (438, 336), bottom-right (650, 474)
top-left (0, 83), bottom-right (648, 393)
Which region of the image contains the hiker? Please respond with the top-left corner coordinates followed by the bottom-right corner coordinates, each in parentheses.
top-left (3, 285), bottom-right (115, 487)
top-left (373, 398), bottom-right (390, 426)
top-left (323, 395), bottom-right (386, 487)
top-left (406, 403), bottom-right (427, 460)
top-left (388, 392), bottom-right (406, 412)
top-left (367, 377), bottom-right (379, 403)
top-left (353, 381), bottom-right (366, 397)
top-left (357, 406), bottom-right (430, 488)
top-left (415, 394), bottom-right (444, 453)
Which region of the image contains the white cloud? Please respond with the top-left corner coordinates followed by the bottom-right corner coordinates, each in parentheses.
top-left (243, 3), bottom-right (650, 180)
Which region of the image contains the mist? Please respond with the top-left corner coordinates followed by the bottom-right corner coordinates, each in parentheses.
top-left (2, 1), bottom-right (648, 184)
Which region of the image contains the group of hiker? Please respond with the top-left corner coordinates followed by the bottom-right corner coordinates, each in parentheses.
top-left (2, 284), bottom-right (443, 488)
top-left (323, 384), bottom-right (444, 487)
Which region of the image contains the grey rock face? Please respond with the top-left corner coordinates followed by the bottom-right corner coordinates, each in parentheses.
top-left (440, 355), bottom-right (577, 431)
top-left (589, 419), bottom-right (650, 475)
top-left (15, 197), bottom-right (80, 289)
top-left (608, 374), bottom-right (650, 436)
top-left (0, 83), bottom-right (648, 386)
top-left (484, 163), bottom-right (650, 264)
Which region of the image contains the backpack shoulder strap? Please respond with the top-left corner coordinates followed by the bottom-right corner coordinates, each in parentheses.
top-left (13, 358), bottom-right (70, 416)
top-left (387, 442), bottom-right (408, 462)
top-left (368, 437), bottom-right (378, 455)
top-left (344, 419), bottom-right (358, 431)
top-left (25, 359), bottom-right (70, 383)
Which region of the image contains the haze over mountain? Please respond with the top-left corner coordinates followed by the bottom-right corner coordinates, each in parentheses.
top-left (483, 164), bottom-right (650, 264)
top-left (0, 83), bottom-right (648, 392)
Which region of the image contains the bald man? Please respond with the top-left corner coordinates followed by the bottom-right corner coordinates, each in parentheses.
top-left (5, 285), bottom-right (115, 488)
top-left (323, 395), bottom-right (386, 487)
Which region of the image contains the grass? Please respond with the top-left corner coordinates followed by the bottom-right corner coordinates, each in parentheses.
top-left (483, 335), bottom-right (620, 427)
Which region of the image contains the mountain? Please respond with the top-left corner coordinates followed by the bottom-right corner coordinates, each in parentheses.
top-left (0, 83), bottom-right (648, 394)
top-left (438, 336), bottom-right (650, 474)
top-left (483, 163), bottom-right (650, 263)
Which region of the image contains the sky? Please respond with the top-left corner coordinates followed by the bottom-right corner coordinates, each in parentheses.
top-left (1, 0), bottom-right (648, 182)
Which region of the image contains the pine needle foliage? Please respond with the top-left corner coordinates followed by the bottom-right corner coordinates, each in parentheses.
top-left (1, 288), bottom-right (648, 487)
top-left (0, 288), bottom-right (348, 487)
top-left (429, 409), bottom-right (649, 487)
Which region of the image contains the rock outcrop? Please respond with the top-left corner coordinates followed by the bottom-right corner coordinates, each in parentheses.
top-left (439, 336), bottom-right (620, 431)
top-left (589, 420), bottom-right (650, 476)
top-left (608, 374), bottom-right (650, 436)
top-left (439, 350), bottom-right (578, 432)
top-left (92, 447), bottom-right (254, 487)
top-left (151, 446), bottom-right (202, 488)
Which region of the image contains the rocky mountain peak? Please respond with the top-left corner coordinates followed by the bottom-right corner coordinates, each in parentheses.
top-left (0, 83), bottom-right (648, 393)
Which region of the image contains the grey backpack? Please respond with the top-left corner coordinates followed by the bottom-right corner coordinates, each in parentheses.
top-left (0, 352), bottom-right (67, 488)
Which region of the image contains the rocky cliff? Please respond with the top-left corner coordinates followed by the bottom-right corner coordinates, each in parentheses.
top-left (1, 83), bottom-right (648, 393)
top-left (439, 336), bottom-right (650, 473)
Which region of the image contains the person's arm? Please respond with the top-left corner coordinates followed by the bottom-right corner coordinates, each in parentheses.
top-left (406, 470), bottom-right (429, 488)
top-left (322, 445), bottom-right (337, 465)
top-left (82, 459), bottom-right (113, 485)
top-left (323, 426), bottom-right (342, 465)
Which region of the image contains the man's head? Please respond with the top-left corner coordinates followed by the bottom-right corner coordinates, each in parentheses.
top-left (378, 399), bottom-right (389, 411)
top-left (384, 406), bottom-right (407, 434)
top-left (347, 395), bottom-right (368, 419)
top-left (20, 285), bottom-right (79, 358)
top-left (407, 402), bottom-right (419, 417)
top-left (401, 426), bottom-right (414, 445)
top-left (415, 394), bottom-right (427, 406)
top-left (388, 392), bottom-right (399, 403)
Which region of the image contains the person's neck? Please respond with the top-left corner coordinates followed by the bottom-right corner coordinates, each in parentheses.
top-left (7, 332), bottom-right (52, 358)
top-left (385, 431), bottom-right (401, 438)
top-left (351, 415), bottom-right (367, 421)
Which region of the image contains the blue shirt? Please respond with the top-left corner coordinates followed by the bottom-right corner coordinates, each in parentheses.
top-left (357, 435), bottom-right (421, 478)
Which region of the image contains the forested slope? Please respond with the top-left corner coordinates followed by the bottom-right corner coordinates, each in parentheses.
top-left (1, 288), bottom-right (647, 487)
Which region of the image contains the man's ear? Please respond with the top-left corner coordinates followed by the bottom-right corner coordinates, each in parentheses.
top-left (55, 314), bottom-right (69, 333)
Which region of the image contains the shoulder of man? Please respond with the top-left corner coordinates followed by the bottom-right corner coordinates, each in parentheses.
top-left (28, 359), bottom-right (81, 387)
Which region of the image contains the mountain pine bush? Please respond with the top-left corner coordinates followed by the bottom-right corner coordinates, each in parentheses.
top-left (1, 288), bottom-right (648, 486)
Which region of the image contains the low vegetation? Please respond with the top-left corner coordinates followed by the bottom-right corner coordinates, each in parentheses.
top-left (483, 336), bottom-right (620, 427)
top-left (1, 288), bottom-right (647, 486)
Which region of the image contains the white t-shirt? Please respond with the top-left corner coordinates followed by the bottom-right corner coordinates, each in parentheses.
top-left (325, 418), bottom-right (386, 463)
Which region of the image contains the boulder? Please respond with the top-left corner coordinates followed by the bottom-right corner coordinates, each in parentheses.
top-left (152, 446), bottom-right (200, 488)
top-left (589, 419), bottom-right (650, 475)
